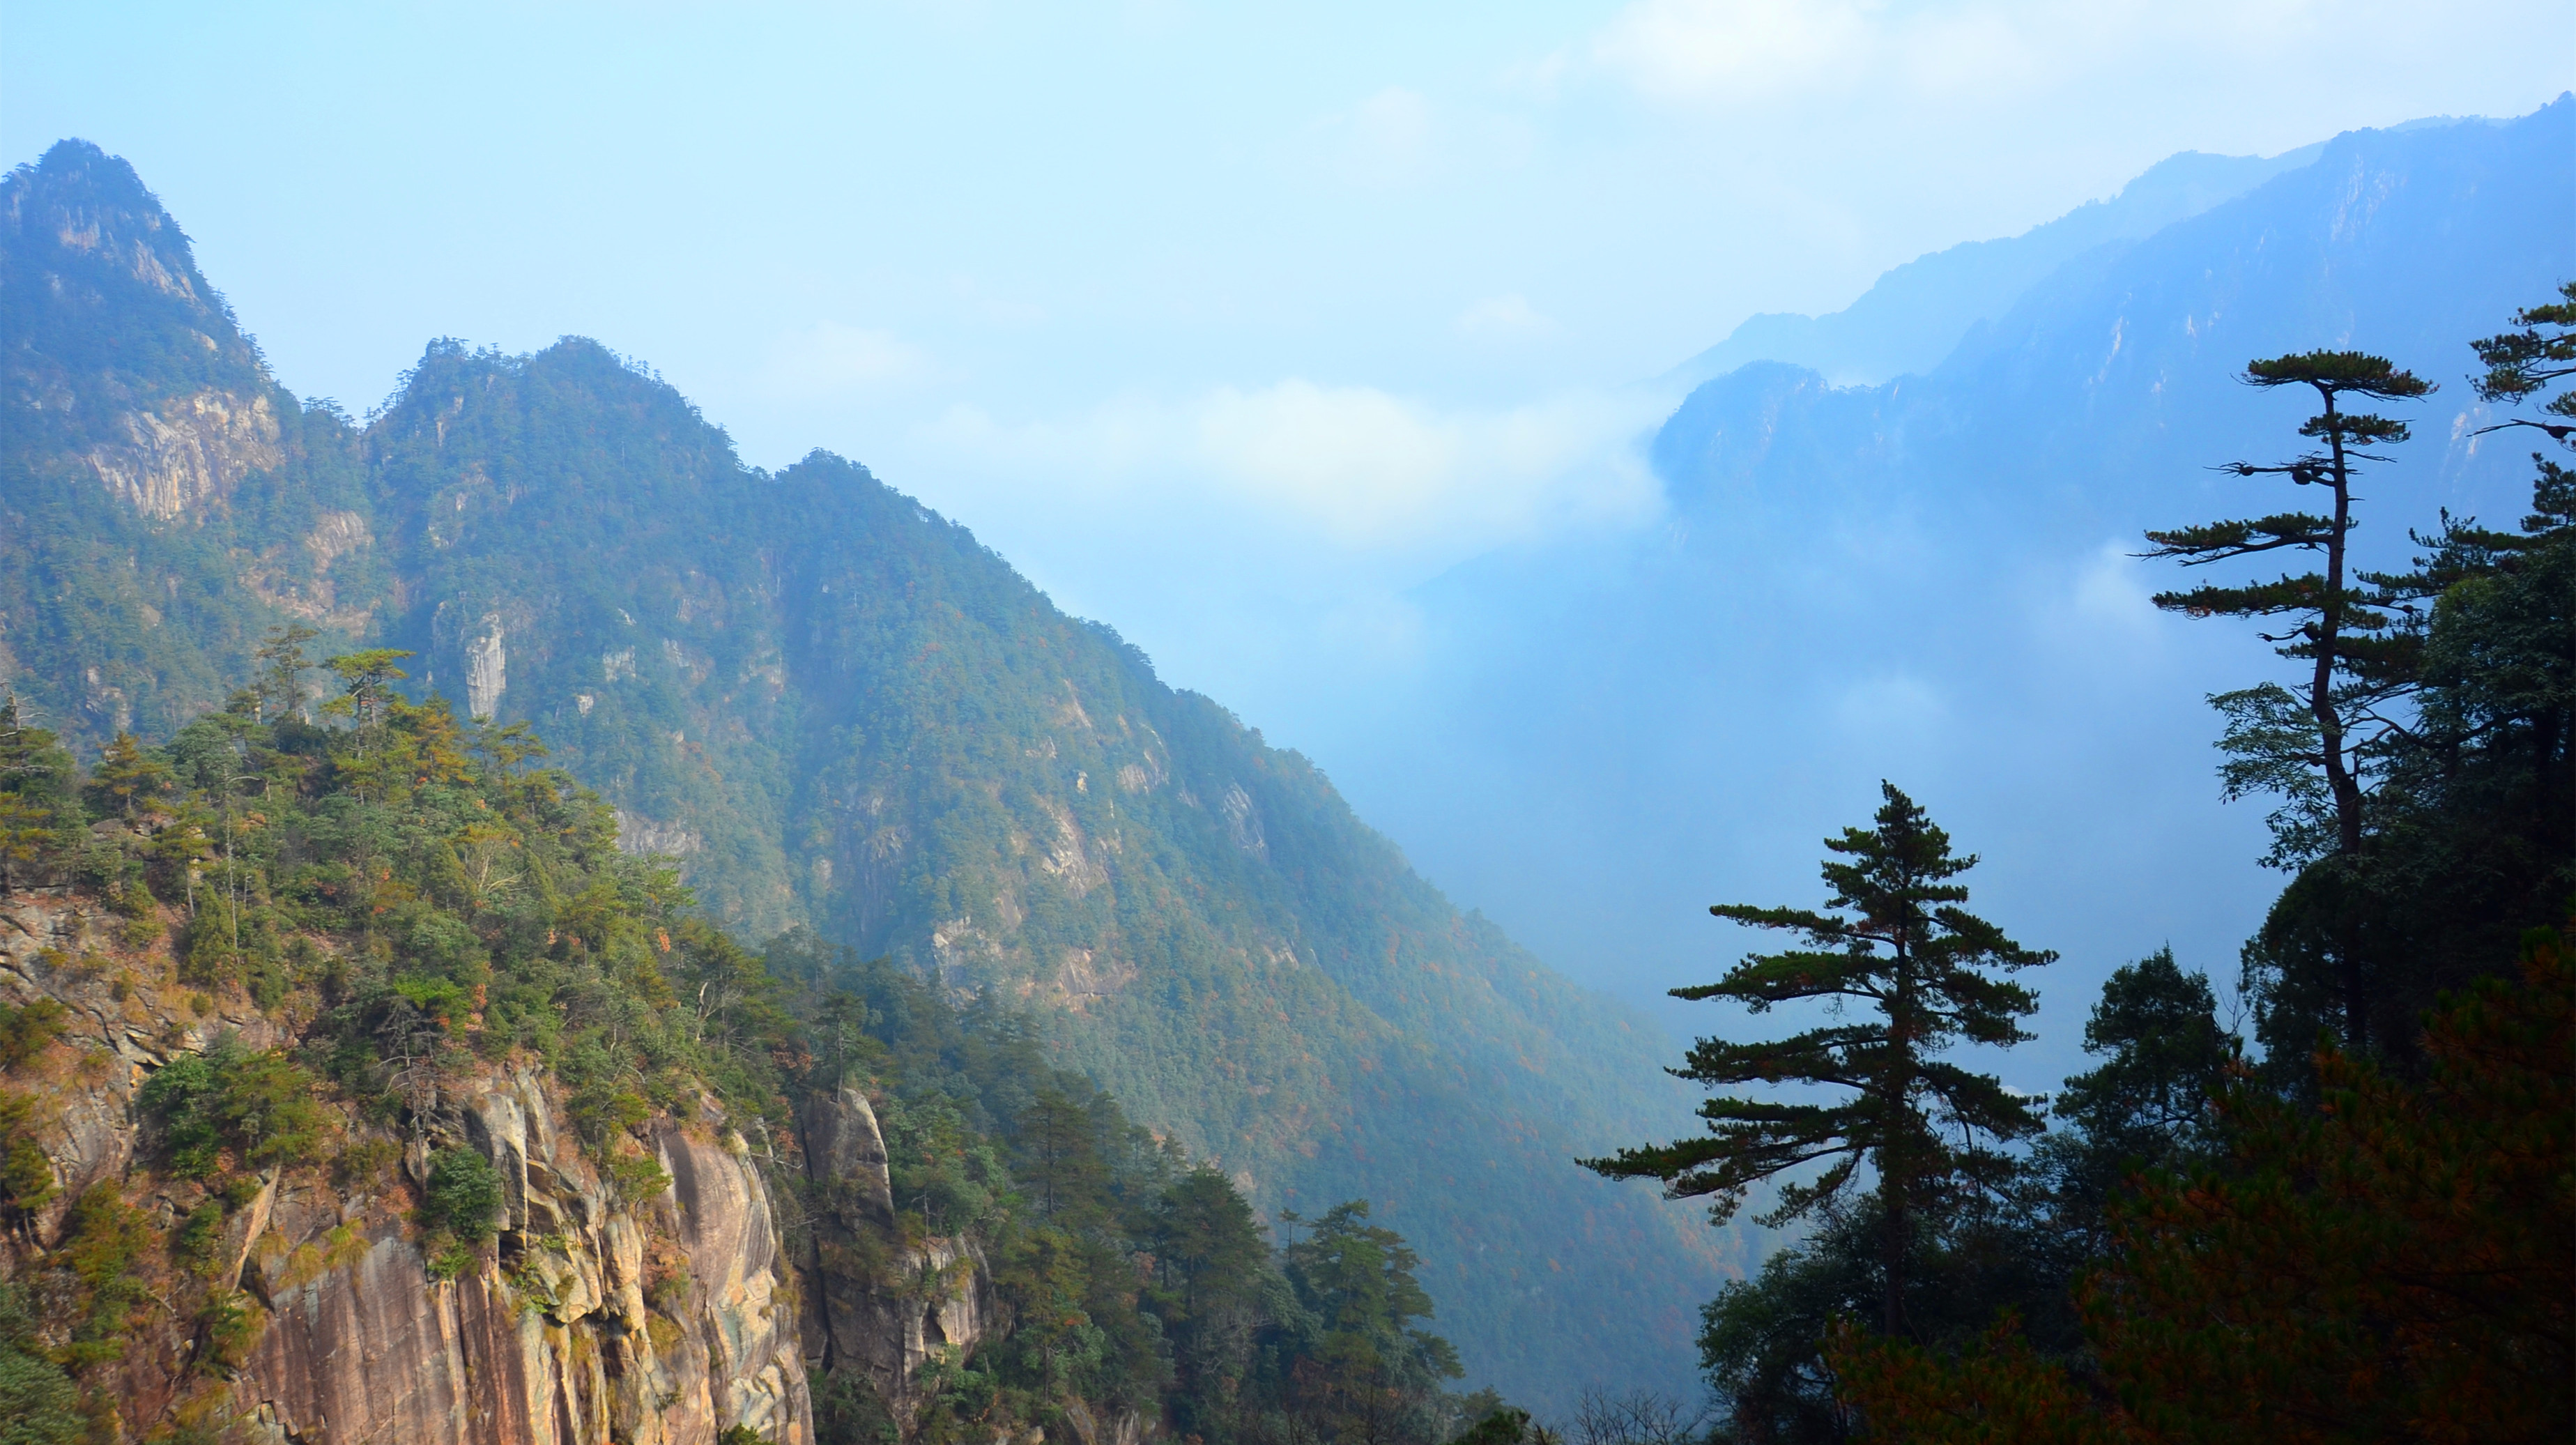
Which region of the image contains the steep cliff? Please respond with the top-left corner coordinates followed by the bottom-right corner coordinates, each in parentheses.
top-left (0, 703), bottom-right (1012, 1444)
top-left (0, 693), bottom-right (1515, 1444)
top-left (0, 882), bottom-right (1036, 1444)
top-left (1, 890), bottom-right (781, 1442)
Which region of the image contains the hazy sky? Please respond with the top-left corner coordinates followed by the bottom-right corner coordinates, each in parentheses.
top-left (8, 4), bottom-right (2570, 1036)
top-left (10, 6), bottom-right (2565, 687)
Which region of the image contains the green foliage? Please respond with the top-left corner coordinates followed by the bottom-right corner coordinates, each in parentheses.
top-left (769, 931), bottom-right (1511, 1443)
top-left (2034, 949), bottom-right (2231, 1250)
top-left (2050, 949), bottom-right (2230, 1165)
top-left (601, 1149), bottom-right (672, 1207)
top-left (0, 998), bottom-right (65, 1071)
top-left (2468, 280), bottom-right (2576, 428)
top-left (173, 1201), bottom-right (225, 1278)
top-left (1686, 947), bottom-right (2232, 1443)
top-left (1454, 1407), bottom-right (1533, 1445)
top-left (0, 1092), bottom-right (55, 1216)
top-left (0, 1283), bottom-right (82, 1445)
top-left (1828, 928), bottom-right (2575, 1443)
top-left (0, 701), bottom-right (78, 892)
top-left (421, 1146), bottom-right (503, 1242)
top-left (2235, 297), bottom-right (2576, 1071)
top-left (812, 1369), bottom-right (901, 1445)
top-left (138, 1034), bottom-right (328, 1179)
top-left (49, 1184), bottom-right (155, 1372)
top-left (1585, 783), bottom-right (2050, 1334)
top-left (4, 129), bottom-right (1732, 1399)
top-left (194, 1288), bottom-right (262, 1376)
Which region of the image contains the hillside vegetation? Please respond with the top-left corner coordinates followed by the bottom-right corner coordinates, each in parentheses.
top-left (0, 682), bottom-right (1524, 1444)
top-left (0, 138), bottom-right (1730, 1402)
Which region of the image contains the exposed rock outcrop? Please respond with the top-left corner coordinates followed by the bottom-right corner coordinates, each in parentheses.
top-left (0, 890), bottom-right (1017, 1445)
top-left (84, 388), bottom-right (283, 519)
top-left (796, 1086), bottom-right (998, 1419)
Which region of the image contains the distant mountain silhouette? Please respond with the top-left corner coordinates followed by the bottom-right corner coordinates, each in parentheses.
top-left (1664, 134), bottom-right (2367, 390)
top-left (1319, 100), bottom-right (2575, 1088)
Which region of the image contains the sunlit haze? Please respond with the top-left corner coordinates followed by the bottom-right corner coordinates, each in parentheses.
top-left (8, 1), bottom-right (2570, 1069)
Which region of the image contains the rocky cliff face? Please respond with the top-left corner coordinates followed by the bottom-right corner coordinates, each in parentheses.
top-left (0, 886), bottom-right (996, 1444)
top-left (795, 1085), bottom-right (999, 1424)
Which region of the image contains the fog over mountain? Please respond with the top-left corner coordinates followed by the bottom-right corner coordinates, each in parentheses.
top-left (1292, 100), bottom-right (2573, 1087)
top-left (0, 48), bottom-right (2566, 1430)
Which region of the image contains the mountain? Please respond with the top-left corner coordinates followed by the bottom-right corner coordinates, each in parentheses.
top-left (1298, 100), bottom-right (2575, 1087)
top-left (1666, 140), bottom-right (2328, 389)
top-left (0, 141), bottom-right (1733, 1404)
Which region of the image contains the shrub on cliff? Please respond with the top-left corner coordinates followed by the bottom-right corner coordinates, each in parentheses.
top-left (137, 1034), bottom-right (329, 1179)
top-left (422, 1145), bottom-right (504, 1241)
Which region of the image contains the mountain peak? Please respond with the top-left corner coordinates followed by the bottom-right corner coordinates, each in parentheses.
top-left (6, 139), bottom-right (213, 312)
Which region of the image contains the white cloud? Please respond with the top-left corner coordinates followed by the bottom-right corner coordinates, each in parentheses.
top-left (922, 381), bottom-right (1664, 551)
top-left (761, 321), bottom-right (929, 398)
top-left (1312, 86), bottom-right (1440, 188)
top-left (2067, 540), bottom-right (2161, 634)
top-left (1593, 0), bottom-right (1870, 105)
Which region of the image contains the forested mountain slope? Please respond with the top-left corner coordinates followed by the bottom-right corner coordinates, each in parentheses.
top-left (0, 141), bottom-right (1731, 1402)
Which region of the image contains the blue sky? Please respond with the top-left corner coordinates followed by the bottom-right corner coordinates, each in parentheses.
top-left (8, 3), bottom-right (2571, 1044)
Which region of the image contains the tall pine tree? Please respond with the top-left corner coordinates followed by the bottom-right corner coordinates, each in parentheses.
top-left (1582, 783), bottom-right (2051, 1335)
top-left (2140, 351), bottom-right (2428, 1050)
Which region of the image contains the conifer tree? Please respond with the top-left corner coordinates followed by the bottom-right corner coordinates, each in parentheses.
top-left (2468, 280), bottom-right (2576, 444)
top-left (1827, 927), bottom-right (2575, 1442)
top-left (254, 622), bottom-right (320, 724)
top-left (87, 733), bottom-right (170, 821)
top-left (2142, 351), bottom-right (2429, 1049)
top-left (1582, 783), bottom-right (2051, 1335)
top-left (0, 700), bottom-right (76, 889)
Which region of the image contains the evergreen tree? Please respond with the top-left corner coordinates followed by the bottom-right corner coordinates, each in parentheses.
top-left (252, 622), bottom-right (321, 724)
top-left (2467, 280), bottom-right (2576, 445)
top-left (1582, 783), bottom-right (2051, 1336)
top-left (0, 700), bottom-right (77, 889)
top-left (1280, 1200), bottom-right (1464, 1445)
top-left (2232, 303), bottom-right (2573, 1069)
top-left (2034, 949), bottom-right (2232, 1250)
top-left (1828, 928), bottom-right (2576, 1443)
top-left (86, 732), bottom-right (170, 821)
top-left (2140, 351), bottom-right (2430, 1050)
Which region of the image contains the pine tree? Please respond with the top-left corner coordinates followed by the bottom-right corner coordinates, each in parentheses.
top-left (1827, 926), bottom-right (2575, 1443)
top-left (253, 622), bottom-right (320, 724)
top-left (0, 700), bottom-right (77, 889)
top-left (2142, 351), bottom-right (2430, 1050)
top-left (87, 732), bottom-right (171, 821)
top-left (1582, 782), bottom-right (2051, 1335)
top-left (2467, 280), bottom-right (2576, 444)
